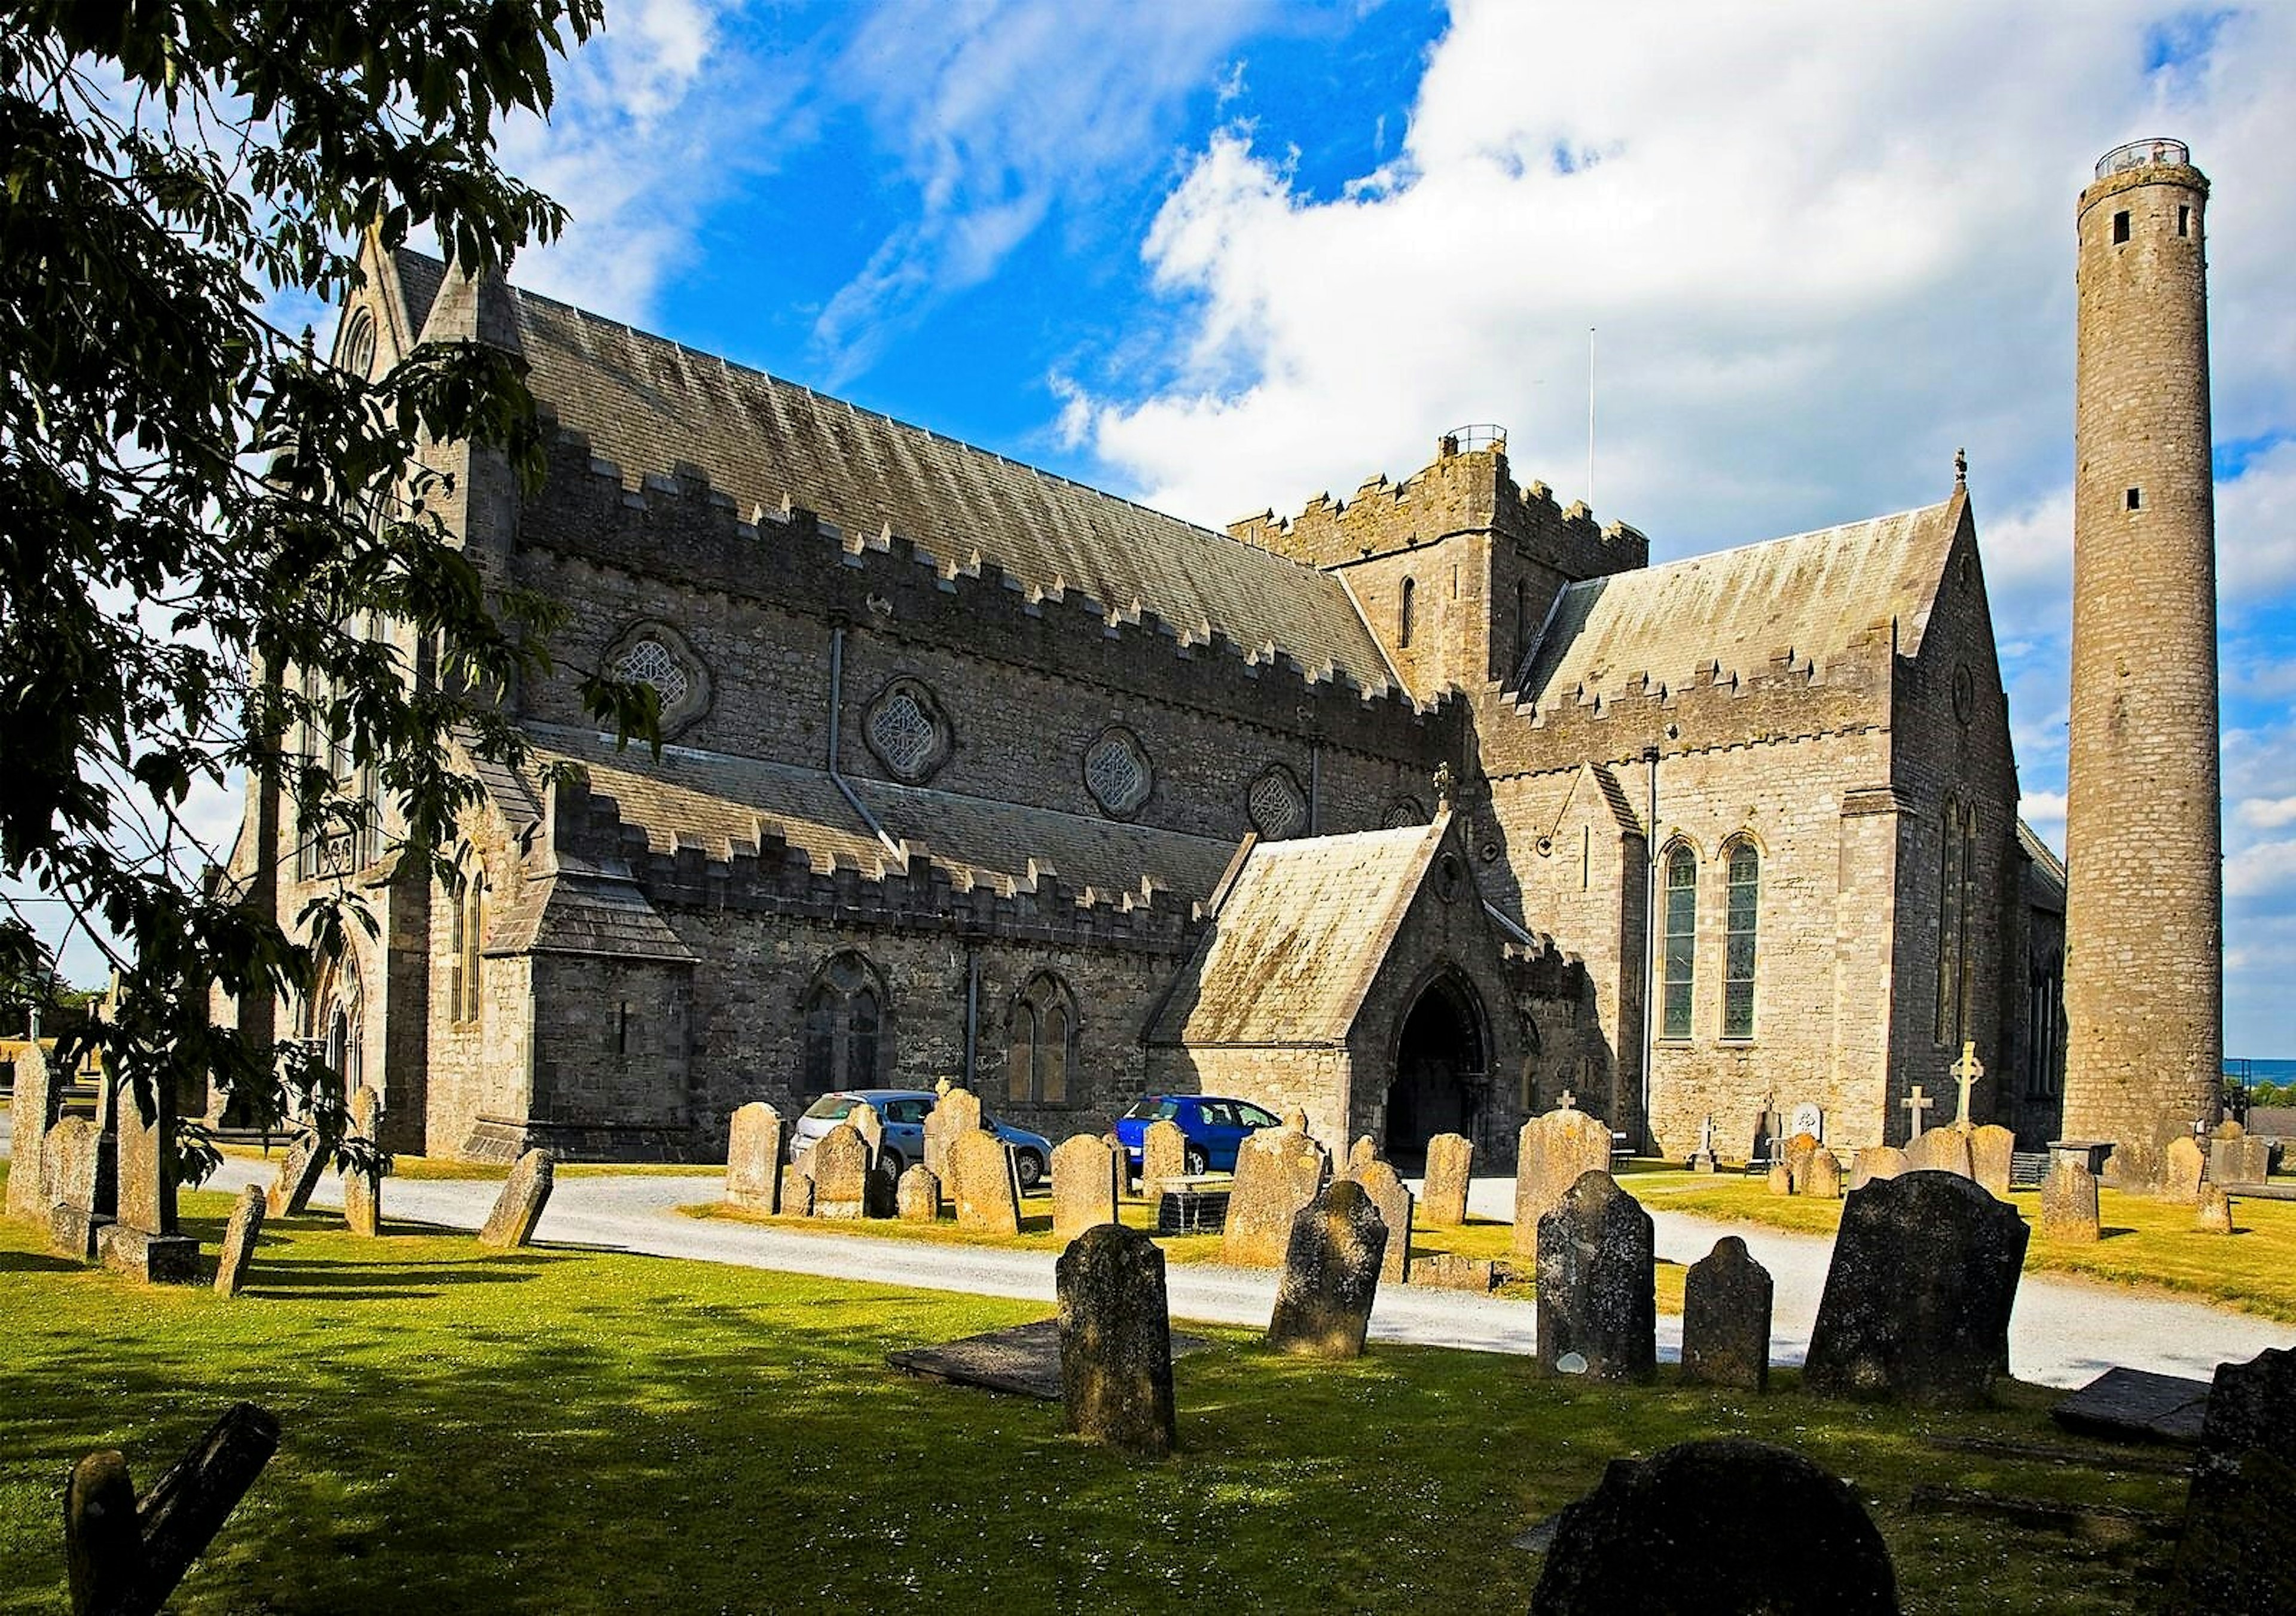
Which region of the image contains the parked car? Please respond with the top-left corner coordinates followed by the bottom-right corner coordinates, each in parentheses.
top-left (789, 1089), bottom-right (1054, 1189)
top-left (1112, 1094), bottom-right (1284, 1176)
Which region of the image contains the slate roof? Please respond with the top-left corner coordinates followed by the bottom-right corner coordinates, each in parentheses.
top-left (1514, 498), bottom-right (1963, 714)
top-left (486, 868), bottom-right (695, 962)
top-left (440, 259), bottom-right (1397, 693)
top-left (1150, 819), bottom-right (1447, 1047)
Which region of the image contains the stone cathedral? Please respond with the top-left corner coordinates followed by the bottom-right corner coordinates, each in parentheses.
top-left (218, 223), bottom-right (2087, 1169)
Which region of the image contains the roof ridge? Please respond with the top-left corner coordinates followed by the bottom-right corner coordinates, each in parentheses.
top-left (1568, 498), bottom-right (1953, 589)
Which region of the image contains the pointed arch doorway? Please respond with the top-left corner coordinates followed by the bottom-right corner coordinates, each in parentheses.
top-left (1384, 969), bottom-right (1488, 1167)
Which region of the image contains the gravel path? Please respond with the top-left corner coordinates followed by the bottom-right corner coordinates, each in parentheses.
top-left (185, 1154), bottom-right (2292, 1388)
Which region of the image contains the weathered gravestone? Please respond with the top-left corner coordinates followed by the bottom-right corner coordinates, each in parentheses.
top-left (950, 1129), bottom-right (1021, 1236)
top-left (1283, 1106), bottom-right (1309, 1133)
top-left (1265, 1180), bottom-right (1387, 1361)
top-left (100, 1077), bottom-right (199, 1282)
top-left (477, 1149), bottom-right (554, 1249)
top-left (2039, 1157), bottom-right (2101, 1243)
top-left (1784, 1132), bottom-right (1821, 1193)
top-left (46, 1117), bottom-right (114, 1261)
top-left (1847, 1146), bottom-right (1910, 1193)
top-left (1803, 1148), bottom-right (1843, 1201)
top-left (1421, 1132), bottom-right (1473, 1226)
top-left (340, 1086), bottom-right (383, 1239)
top-left (65, 1402), bottom-right (282, 1616)
top-left (213, 1187), bottom-right (267, 1298)
top-left (1051, 1135), bottom-right (1120, 1240)
top-left (5, 1041), bottom-right (59, 1220)
top-left (1766, 1161), bottom-right (1794, 1197)
top-left (1347, 1135), bottom-right (1378, 1173)
top-left (1055, 1224), bottom-right (1176, 1457)
top-left (2105, 1132), bottom-right (2169, 1193)
top-left (2212, 1133), bottom-right (2273, 1187)
top-left (780, 1169), bottom-right (814, 1218)
top-left (848, 1100), bottom-right (885, 1164)
top-left (1221, 1125), bottom-right (1328, 1267)
top-left (810, 1123), bottom-right (872, 1220)
top-left (1343, 1158), bottom-right (1413, 1283)
top-left (1529, 1438), bottom-right (1899, 1616)
top-left (723, 1102), bottom-right (784, 1214)
top-left (1805, 1170), bottom-right (2028, 1407)
top-left (1681, 1236), bottom-right (1773, 1392)
top-left (2166, 1346), bottom-right (2296, 1615)
top-left (1140, 1117), bottom-right (1187, 1189)
top-left (896, 1164), bottom-right (941, 1222)
top-left (2196, 1185), bottom-right (2235, 1234)
top-left (1969, 1124), bottom-right (2016, 1200)
top-left (1536, 1171), bottom-right (1656, 1385)
top-left (265, 1131), bottom-right (328, 1218)
top-left (2161, 1136), bottom-right (2206, 1206)
top-left (1513, 1108), bottom-right (1614, 1259)
top-left (923, 1086), bottom-right (983, 1184)
top-left (1903, 1126), bottom-right (1973, 1179)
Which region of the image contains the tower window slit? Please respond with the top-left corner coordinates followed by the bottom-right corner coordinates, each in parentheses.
top-left (2178, 205), bottom-right (2190, 237)
top-left (2126, 487), bottom-right (2142, 511)
top-left (2112, 210), bottom-right (2130, 245)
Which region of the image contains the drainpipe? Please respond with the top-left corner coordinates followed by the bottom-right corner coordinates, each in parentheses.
top-left (1641, 743), bottom-right (1660, 1154)
top-left (827, 624), bottom-right (904, 859)
top-left (1308, 740), bottom-right (1322, 835)
top-left (963, 944), bottom-right (981, 1090)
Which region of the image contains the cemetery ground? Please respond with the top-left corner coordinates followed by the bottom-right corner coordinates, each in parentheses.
top-left (0, 1166), bottom-right (2198, 1613)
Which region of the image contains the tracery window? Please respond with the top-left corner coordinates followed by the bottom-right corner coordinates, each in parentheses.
top-left (861, 677), bottom-right (950, 783)
top-left (450, 864), bottom-right (486, 1026)
top-left (1722, 840), bottom-right (1759, 1040)
top-left (803, 952), bottom-right (886, 1095)
top-left (613, 636), bottom-right (691, 709)
top-left (1661, 844), bottom-right (1697, 1040)
top-left (1399, 577), bottom-right (1416, 648)
top-left (1384, 795), bottom-right (1427, 828)
top-left (339, 309), bottom-right (377, 379)
top-left (1248, 766), bottom-right (1308, 840)
top-left (1083, 727), bottom-right (1152, 818)
top-left (603, 621), bottom-right (710, 739)
top-left (1935, 801), bottom-right (1978, 1044)
top-left (1007, 972), bottom-right (1076, 1106)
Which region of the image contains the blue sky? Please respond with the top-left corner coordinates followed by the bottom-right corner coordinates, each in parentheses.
top-left (39, 3), bottom-right (2296, 1060)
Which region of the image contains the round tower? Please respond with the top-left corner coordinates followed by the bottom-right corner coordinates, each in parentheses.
top-left (2060, 138), bottom-right (2221, 1149)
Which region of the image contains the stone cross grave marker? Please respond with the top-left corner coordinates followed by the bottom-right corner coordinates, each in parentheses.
top-left (213, 1186), bottom-right (267, 1298)
top-left (1265, 1181), bottom-right (1388, 1360)
top-left (477, 1149), bottom-right (555, 1249)
top-left (1900, 1086), bottom-right (1932, 1142)
top-left (1056, 1223), bottom-right (1177, 1456)
top-left (1951, 1042), bottom-right (1984, 1128)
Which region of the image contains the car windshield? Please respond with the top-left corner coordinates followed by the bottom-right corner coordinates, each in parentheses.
top-left (1122, 1099), bottom-right (1181, 1121)
top-left (800, 1096), bottom-right (855, 1121)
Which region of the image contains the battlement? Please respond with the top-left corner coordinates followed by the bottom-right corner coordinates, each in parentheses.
top-left (1227, 437), bottom-right (1648, 582)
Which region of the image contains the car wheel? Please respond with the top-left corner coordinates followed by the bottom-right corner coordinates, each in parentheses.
top-left (1015, 1149), bottom-right (1046, 1191)
top-left (878, 1147), bottom-right (903, 1177)
top-left (1183, 1145), bottom-right (1208, 1176)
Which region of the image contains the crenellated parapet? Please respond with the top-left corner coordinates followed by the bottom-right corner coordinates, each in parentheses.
top-left (1226, 439), bottom-right (1647, 581)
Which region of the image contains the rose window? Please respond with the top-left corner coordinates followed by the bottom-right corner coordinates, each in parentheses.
top-left (1249, 768), bottom-right (1307, 840)
top-left (869, 692), bottom-right (938, 777)
top-left (1084, 730), bottom-right (1151, 816)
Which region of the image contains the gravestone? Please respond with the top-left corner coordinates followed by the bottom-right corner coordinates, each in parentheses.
top-left (1055, 1224), bottom-right (1176, 1456)
top-left (213, 1186), bottom-right (267, 1298)
top-left (810, 1122), bottom-right (872, 1219)
top-left (2160, 1136), bottom-right (2206, 1206)
top-left (848, 1100), bottom-right (885, 1164)
top-left (65, 1402), bottom-right (282, 1616)
top-left (1051, 1135), bottom-right (1120, 1240)
top-left (45, 1117), bottom-right (114, 1261)
top-left (1513, 1108), bottom-right (1614, 1259)
top-left (1803, 1147), bottom-right (1843, 1201)
top-left (2105, 1135), bottom-right (2166, 1193)
top-left (100, 1075), bottom-right (199, 1282)
top-left (1805, 1170), bottom-right (2028, 1408)
top-left (1283, 1106), bottom-right (1309, 1133)
top-left (950, 1130), bottom-right (1021, 1235)
top-left (266, 1131), bottom-right (327, 1218)
top-left (723, 1102), bottom-right (784, 1213)
top-left (896, 1164), bottom-right (941, 1222)
top-left (1904, 1126), bottom-right (1973, 1179)
top-left (1681, 1237), bottom-right (1772, 1392)
top-left (1784, 1132), bottom-right (1821, 1193)
top-left (1265, 1180), bottom-right (1388, 1360)
top-left (1529, 1438), bottom-right (1898, 1616)
top-left (1411, 1253), bottom-right (1499, 1292)
top-left (1970, 1124), bottom-right (2016, 1199)
top-left (1342, 1158), bottom-right (1413, 1283)
top-left (477, 1149), bottom-right (554, 1248)
top-left (923, 1086), bottom-right (982, 1184)
top-left (2166, 1346), bottom-right (2296, 1614)
top-left (1689, 1112), bottom-right (1718, 1173)
top-left (2212, 1133), bottom-right (2273, 1187)
top-left (2213, 1118), bottom-right (2246, 1142)
top-left (1421, 1133), bottom-right (1473, 1226)
top-left (2038, 1157), bottom-right (2101, 1243)
top-left (1789, 1102), bottom-right (1825, 1142)
top-left (340, 1086), bottom-right (383, 1238)
top-left (1347, 1135), bottom-right (1378, 1173)
top-left (1766, 1161), bottom-right (1793, 1197)
top-left (1847, 1146), bottom-right (1910, 1192)
top-left (1140, 1118), bottom-right (1187, 1189)
top-left (2196, 1185), bottom-right (2234, 1234)
top-left (4, 1041), bottom-right (58, 1219)
top-left (1535, 1170), bottom-right (1656, 1385)
top-left (780, 1169), bottom-right (814, 1218)
top-left (1221, 1125), bottom-right (1328, 1267)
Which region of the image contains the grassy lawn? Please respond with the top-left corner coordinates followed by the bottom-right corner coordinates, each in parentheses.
top-left (216, 1146), bottom-right (712, 1182)
top-left (0, 1182), bottom-right (2190, 1614)
top-left (1641, 1166), bottom-right (2296, 1324)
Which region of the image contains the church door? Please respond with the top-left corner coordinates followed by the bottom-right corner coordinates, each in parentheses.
top-left (1385, 972), bottom-right (1488, 1165)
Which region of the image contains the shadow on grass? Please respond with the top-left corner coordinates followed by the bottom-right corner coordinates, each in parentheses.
top-left (0, 1248), bottom-right (86, 1275)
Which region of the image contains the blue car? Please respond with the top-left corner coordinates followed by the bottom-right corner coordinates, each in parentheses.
top-left (790, 1089), bottom-right (1054, 1188)
top-left (1113, 1094), bottom-right (1284, 1177)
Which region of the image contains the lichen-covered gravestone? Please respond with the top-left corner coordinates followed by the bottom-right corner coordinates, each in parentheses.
top-left (1803, 1148), bottom-right (1843, 1201)
top-left (1783, 1132), bottom-right (1821, 1193)
top-left (1346, 1135), bottom-right (1378, 1173)
top-left (1055, 1224), bottom-right (1176, 1457)
top-left (1343, 1158), bottom-right (1413, 1283)
top-left (1766, 1161), bottom-right (1794, 1197)
top-left (2160, 1136), bottom-right (2206, 1206)
top-left (477, 1149), bottom-right (555, 1249)
top-left (1536, 1170), bottom-right (1656, 1385)
top-left (2039, 1157), bottom-right (2101, 1243)
top-left (950, 1130), bottom-right (1021, 1235)
top-left (924, 1086), bottom-right (983, 1184)
top-left (46, 1117), bottom-right (114, 1261)
top-left (1969, 1124), bottom-right (2016, 1199)
top-left (2212, 1133), bottom-right (2273, 1187)
top-left (4, 1041), bottom-right (58, 1220)
top-left (723, 1102), bottom-right (784, 1213)
top-left (810, 1122), bottom-right (872, 1220)
top-left (1805, 1170), bottom-right (2028, 1408)
top-left (1847, 1147), bottom-right (1909, 1192)
top-left (102, 1075), bottom-right (199, 1282)
top-left (896, 1164), bottom-right (941, 1222)
top-left (214, 1185), bottom-right (267, 1297)
top-left (266, 1131), bottom-right (327, 1218)
top-left (1265, 1181), bottom-right (1388, 1360)
top-left (2196, 1184), bottom-right (2235, 1234)
top-left (1221, 1125), bottom-right (1328, 1267)
top-left (341, 1086), bottom-right (383, 1239)
top-left (1140, 1118), bottom-right (1187, 1188)
top-left (2167, 1345), bottom-right (2296, 1614)
top-left (1421, 1132), bottom-right (1473, 1226)
top-left (1681, 1236), bottom-right (1773, 1392)
top-left (780, 1169), bottom-right (814, 1218)
top-left (1903, 1126), bottom-right (1973, 1179)
top-left (848, 1100), bottom-right (885, 1164)
top-left (1512, 1108), bottom-right (1614, 1259)
top-left (1051, 1135), bottom-right (1120, 1240)
top-left (1529, 1438), bottom-right (1898, 1616)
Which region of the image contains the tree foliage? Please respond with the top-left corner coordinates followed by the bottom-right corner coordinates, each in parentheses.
top-left (0, 0), bottom-right (642, 1176)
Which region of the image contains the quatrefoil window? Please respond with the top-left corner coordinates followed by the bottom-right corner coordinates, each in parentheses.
top-left (1083, 728), bottom-right (1152, 819)
top-left (602, 621), bottom-right (710, 739)
top-left (1248, 766), bottom-right (1308, 841)
top-left (863, 678), bottom-right (951, 783)
top-left (614, 637), bottom-right (690, 709)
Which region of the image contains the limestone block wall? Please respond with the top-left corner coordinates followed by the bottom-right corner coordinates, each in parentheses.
top-left (1143, 1044), bottom-right (1353, 1157)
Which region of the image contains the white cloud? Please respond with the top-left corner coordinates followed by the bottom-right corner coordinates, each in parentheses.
top-left (2220, 437), bottom-right (2296, 608)
top-left (2019, 789), bottom-right (2066, 836)
top-left (2242, 796), bottom-right (2296, 831)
